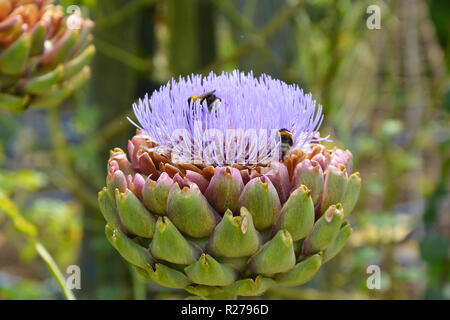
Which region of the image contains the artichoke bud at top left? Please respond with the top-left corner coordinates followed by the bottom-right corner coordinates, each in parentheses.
top-left (0, 0), bottom-right (95, 112)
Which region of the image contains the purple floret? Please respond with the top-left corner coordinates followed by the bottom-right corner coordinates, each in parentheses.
top-left (128, 70), bottom-right (329, 166)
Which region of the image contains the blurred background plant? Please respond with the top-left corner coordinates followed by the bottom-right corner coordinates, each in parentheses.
top-left (0, 0), bottom-right (448, 300)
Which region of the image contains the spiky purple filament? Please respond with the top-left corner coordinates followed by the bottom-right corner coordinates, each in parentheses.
top-left (128, 70), bottom-right (329, 166)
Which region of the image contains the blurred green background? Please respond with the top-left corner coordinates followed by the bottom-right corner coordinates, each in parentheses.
top-left (0, 0), bottom-right (449, 300)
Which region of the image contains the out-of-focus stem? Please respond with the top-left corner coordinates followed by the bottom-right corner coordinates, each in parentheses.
top-left (0, 190), bottom-right (75, 300)
top-left (35, 241), bottom-right (76, 300)
top-left (97, 0), bottom-right (159, 29)
top-left (131, 267), bottom-right (147, 300)
top-left (93, 109), bottom-right (134, 147)
top-left (211, 0), bottom-right (285, 68)
top-left (95, 39), bottom-right (153, 72)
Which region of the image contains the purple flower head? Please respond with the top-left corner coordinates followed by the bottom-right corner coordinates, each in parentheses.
top-left (128, 70), bottom-right (329, 166)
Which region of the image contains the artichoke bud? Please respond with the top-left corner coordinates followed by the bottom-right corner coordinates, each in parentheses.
top-left (275, 253), bottom-right (322, 287)
top-left (293, 159), bottom-right (324, 205)
top-left (150, 216), bottom-right (202, 265)
top-left (206, 208), bottom-right (261, 258)
top-left (247, 229), bottom-right (296, 276)
top-left (99, 70), bottom-right (363, 296)
top-left (236, 176), bottom-right (281, 231)
top-left (320, 164), bottom-right (348, 214)
top-left (115, 189), bottom-right (156, 238)
top-left (205, 166), bottom-right (244, 214)
top-left (272, 185), bottom-right (315, 241)
top-left (98, 187), bottom-right (121, 228)
top-left (167, 183), bottom-right (220, 238)
top-left (302, 204), bottom-right (344, 256)
top-left (105, 224), bottom-right (154, 269)
top-left (341, 172), bottom-right (361, 216)
top-left (142, 172), bottom-right (173, 216)
top-left (323, 221), bottom-right (353, 263)
top-left (184, 254), bottom-right (238, 286)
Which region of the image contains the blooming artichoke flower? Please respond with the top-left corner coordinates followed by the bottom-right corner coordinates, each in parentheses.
top-left (0, 0), bottom-right (95, 112)
top-left (99, 70), bottom-right (361, 299)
